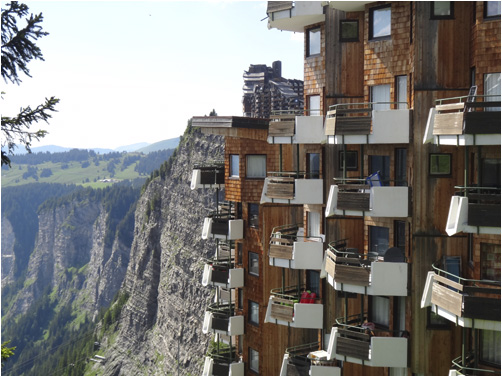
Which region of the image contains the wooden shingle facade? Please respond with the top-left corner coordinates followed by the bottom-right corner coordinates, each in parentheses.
top-left (193, 2), bottom-right (500, 376)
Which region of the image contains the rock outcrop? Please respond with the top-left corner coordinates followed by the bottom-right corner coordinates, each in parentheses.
top-left (98, 128), bottom-right (224, 376)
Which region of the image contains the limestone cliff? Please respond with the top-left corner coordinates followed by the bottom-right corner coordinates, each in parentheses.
top-left (96, 128), bottom-right (224, 376)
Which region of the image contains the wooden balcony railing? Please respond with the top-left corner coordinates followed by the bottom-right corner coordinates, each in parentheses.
top-left (269, 224), bottom-right (301, 259)
top-left (270, 285), bottom-right (320, 322)
top-left (326, 102), bottom-right (408, 136)
top-left (455, 186), bottom-right (501, 228)
top-left (430, 261), bottom-right (501, 321)
top-left (433, 94), bottom-right (501, 136)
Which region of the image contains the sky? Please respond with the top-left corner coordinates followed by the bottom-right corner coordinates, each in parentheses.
top-left (2, 0), bottom-right (304, 150)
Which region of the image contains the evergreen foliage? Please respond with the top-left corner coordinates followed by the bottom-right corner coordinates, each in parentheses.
top-left (1, 1), bottom-right (60, 166)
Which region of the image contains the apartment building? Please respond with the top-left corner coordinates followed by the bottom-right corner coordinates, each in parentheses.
top-left (193, 2), bottom-right (500, 376)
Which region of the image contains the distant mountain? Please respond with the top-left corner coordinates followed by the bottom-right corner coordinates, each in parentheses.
top-left (31, 145), bottom-right (71, 154)
top-left (137, 137), bottom-right (180, 153)
top-left (114, 142), bottom-right (150, 152)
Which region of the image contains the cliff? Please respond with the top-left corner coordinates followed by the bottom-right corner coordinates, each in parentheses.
top-left (95, 127), bottom-right (224, 376)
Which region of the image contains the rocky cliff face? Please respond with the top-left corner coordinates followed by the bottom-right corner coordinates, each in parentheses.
top-left (5, 195), bottom-right (132, 322)
top-left (97, 128), bottom-right (224, 376)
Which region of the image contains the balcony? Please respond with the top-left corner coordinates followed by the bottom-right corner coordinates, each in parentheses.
top-left (269, 224), bottom-right (324, 270)
top-left (202, 345), bottom-right (244, 376)
top-left (331, 316), bottom-right (408, 368)
top-left (202, 262), bottom-right (244, 289)
top-left (279, 342), bottom-right (341, 376)
top-left (202, 211), bottom-right (243, 240)
top-left (325, 103), bottom-right (410, 145)
top-left (424, 94), bottom-right (501, 146)
top-left (421, 262), bottom-right (501, 330)
top-left (261, 172), bottom-right (323, 205)
top-left (325, 178), bottom-right (410, 218)
top-left (191, 161), bottom-right (225, 190)
top-left (448, 353), bottom-right (501, 376)
top-left (324, 240), bottom-right (408, 296)
top-left (264, 286), bottom-right (323, 329)
top-left (267, 111), bottom-right (325, 144)
top-left (267, 1), bottom-right (325, 32)
top-left (445, 187), bottom-right (501, 236)
top-left (202, 303), bottom-right (244, 336)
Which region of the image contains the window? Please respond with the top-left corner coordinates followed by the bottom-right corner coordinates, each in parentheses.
top-left (370, 155), bottom-right (390, 185)
top-left (248, 203), bottom-right (259, 228)
top-left (371, 84), bottom-right (391, 110)
top-left (394, 220), bottom-right (406, 253)
top-left (371, 296), bottom-right (390, 328)
top-left (248, 300), bottom-right (259, 326)
top-left (340, 19), bottom-right (359, 42)
top-left (484, 73), bottom-right (501, 111)
top-left (308, 211), bottom-right (321, 238)
top-left (306, 270), bottom-right (320, 296)
top-left (395, 148), bottom-right (407, 186)
top-left (485, 1), bottom-right (501, 18)
top-left (246, 155), bottom-right (266, 178)
top-left (369, 225), bottom-right (389, 256)
top-left (481, 243), bottom-right (501, 281)
top-left (248, 251), bottom-right (259, 276)
top-left (429, 153), bottom-right (452, 176)
top-left (249, 348), bottom-right (259, 373)
top-left (481, 158), bottom-right (501, 187)
top-left (481, 330), bottom-right (501, 366)
top-left (431, 2), bottom-right (454, 19)
top-left (307, 153), bottom-right (320, 179)
top-left (237, 243), bottom-right (243, 265)
top-left (309, 95), bottom-right (321, 116)
top-left (396, 75), bottom-right (408, 109)
top-left (370, 5), bottom-right (391, 40)
top-left (307, 27), bottom-right (321, 56)
top-left (238, 289), bottom-right (243, 310)
top-left (230, 154), bottom-right (239, 177)
top-left (339, 150), bottom-right (358, 171)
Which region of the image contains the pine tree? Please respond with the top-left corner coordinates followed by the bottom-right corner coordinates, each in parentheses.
top-left (1, 2), bottom-right (60, 167)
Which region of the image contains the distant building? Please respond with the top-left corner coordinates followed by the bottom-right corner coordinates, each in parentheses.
top-left (242, 61), bottom-right (303, 118)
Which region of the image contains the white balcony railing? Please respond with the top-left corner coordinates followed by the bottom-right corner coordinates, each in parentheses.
top-left (202, 263), bottom-right (244, 289)
top-left (264, 287), bottom-right (323, 329)
top-left (445, 189), bottom-right (501, 236)
top-left (268, 113), bottom-right (325, 144)
top-left (324, 245), bottom-right (408, 296)
top-left (202, 310), bottom-right (245, 337)
top-left (424, 94), bottom-right (501, 146)
top-left (326, 104), bottom-right (410, 145)
top-left (269, 225), bottom-right (324, 270)
top-left (326, 183), bottom-right (409, 218)
top-left (331, 320), bottom-right (408, 368)
top-left (202, 217), bottom-right (244, 240)
top-left (261, 173), bottom-right (323, 205)
top-left (421, 264), bottom-right (501, 331)
top-left (267, 1), bottom-right (325, 32)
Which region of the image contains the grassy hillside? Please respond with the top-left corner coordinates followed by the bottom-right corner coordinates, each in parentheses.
top-left (1, 150), bottom-right (173, 189)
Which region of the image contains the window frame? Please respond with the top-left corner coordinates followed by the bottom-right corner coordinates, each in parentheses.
top-left (248, 203), bottom-right (259, 228)
top-left (249, 347), bottom-right (260, 373)
top-left (430, 2), bottom-right (454, 20)
top-left (248, 251), bottom-right (259, 277)
top-left (369, 4), bottom-right (391, 41)
top-left (246, 154), bottom-right (267, 179)
top-left (429, 153), bottom-right (452, 177)
top-left (484, 1), bottom-right (501, 19)
top-left (229, 154), bottom-right (240, 178)
top-left (308, 95), bottom-right (321, 116)
top-left (248, 300), bottom-right (260, 326)
top-left (370, 296), bottom-right (390, 329)
top-left (395, 75), bottom-right (408, 109)
top-left (339, 19), bottom-right (359, 42)
top-left (339, 150), bottom-right (358, 171)
top-left (369, 225), bottom-right (390, 256)
top-left (307, 27), bottom-right (321, 57)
